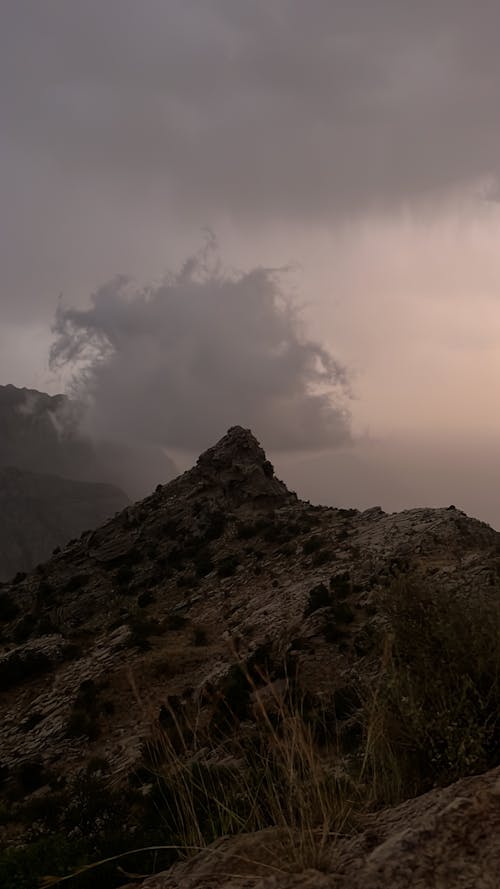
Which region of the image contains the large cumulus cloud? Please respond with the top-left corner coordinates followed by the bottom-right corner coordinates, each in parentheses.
top-left (50, 248), bottom-right (351, 453)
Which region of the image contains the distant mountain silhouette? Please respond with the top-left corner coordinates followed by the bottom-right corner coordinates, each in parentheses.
top-left (0, 383), bottom-right (176, 577)
top-left (0, 465), bottom-right (128, 580)
top-left (0, 383), bottom-right (177, 497)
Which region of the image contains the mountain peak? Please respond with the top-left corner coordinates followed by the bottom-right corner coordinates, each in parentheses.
top-left (197, 426), bottom-right (273, 476)
top-left (156, 426), bottom-right (295, 513)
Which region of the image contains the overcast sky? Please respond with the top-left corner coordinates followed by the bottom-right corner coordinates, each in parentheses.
top-left (3, 1), bottom-right (500, 525)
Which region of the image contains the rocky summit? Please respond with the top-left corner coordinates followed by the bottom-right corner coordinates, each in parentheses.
top-left (0, 427), bottom-right (499, 888)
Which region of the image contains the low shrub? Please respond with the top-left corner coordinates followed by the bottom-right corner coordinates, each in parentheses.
top-left (0, 649), bottom-right (52, 691)
top-left (304, 583), bottom-right (331, 616)
top-left (303, 535), bottom-right (327, 556)
top-left (0, 592), bottom-right (20, 622)
top-left (217, 555), bottom-right (240, 578)
top-left (64, 574), bottom-right (89, 594)
top-left (361, 577), bottom-right (500, 804)
top-left (127, 614), bottom-right (163, 650)
top-left (66, 679), bottom-right (101, 741)
top-left (192, 626), bottom-right (208, 646)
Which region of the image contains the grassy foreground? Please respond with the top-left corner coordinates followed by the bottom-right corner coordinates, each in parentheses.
top-left (2, 576), bottom-right (499, 888)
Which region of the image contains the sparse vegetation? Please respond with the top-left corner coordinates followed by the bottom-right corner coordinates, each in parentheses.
top-left (0, 648), bottom-right (52, 691)
top-left (304, 583), bottom-right (331, 616)
top-left (63, 574), bottom-right (89, 594)
top-left (303, 535), bottom-right (327, 555)
top-left (12, 572), bottom-right (27, 585)
top-left (193, 547), bottom-right (214, 577)
top-left (166, 613), bottom-right (188, 632)
top-left (127, 613), bottom-right (163, 649)
top-left (143, 671), bottom-right (352, 874)
top-left (192, 626), bottom-right (208, 646)
top-left (113, 564), bottom-right (134, 588)
top-left (0, 592), bottom-right (19, 622)
top-left (66, 679), bottom-right (101, 741)
top-left (360, 577), bottom-right (500, 805)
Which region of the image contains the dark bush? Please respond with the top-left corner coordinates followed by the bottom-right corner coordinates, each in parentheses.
top-left (0, 649), bottom-right (52, 691)
top-left (333, 685), bottom-right (362, 721)
top-left (67, 679), bottom-right (100, 740)
top-left (192, 626), bottom-right (208, 646)
top-left (35, 580), bottom-right (55, 605)
top-left (194, 547), bottom-right (214, 577)
top-left (312, 549), bottom-right (335, 567)
top-left (114, 564), bottom-right (134, 588)
top-left (64, 574), bottom-right (89, 594)
top-left (13, 613), bottom-right (37, 643)
top-left (332, 601), bottom-right (355, 624)
top-left (362, 578), bottom-right (500, 803)
top-left (167, 545), bottom-right (185, 571)
top-left (202, 510), bottom-right (227, 542)
top-left (176, 571), bottom-right (198, 589)
top-left (137, 591), bottom-right (155, 608)
top-left (329, 572), bottom-right (351, 597)
top-left (167, 613), bottom-right (188, 631)
top-left (217, 555), bottom-right (240, 578)
top-left (236, 518), bottom-right (270, 540)
top-left (0, 592), bottom-right (19, 622)
top-left (15, 758), bottom-right (47, 795)
top-left (127, 614), bottom-right (163, 649)
top-left (303, 535), bottom-right (327, 555)
top-left (12, 571), bottom-right (27, 585)
top-left (304, 583), bottom-right (331, 616)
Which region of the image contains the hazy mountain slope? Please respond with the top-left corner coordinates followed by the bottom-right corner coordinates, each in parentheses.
top-left (0, 384), bottom-right (93, 479)
top-left (0, 383), bottom-right (177, 497)
top-left (0, 466), bottom-right (129, 580)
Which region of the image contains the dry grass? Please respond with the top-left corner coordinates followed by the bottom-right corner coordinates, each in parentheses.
top-left (145, 662), bottom-right (355, 874)
top-left (39, 575), bottom-right (500, 885)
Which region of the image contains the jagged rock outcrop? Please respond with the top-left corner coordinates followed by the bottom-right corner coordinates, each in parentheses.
top-left (0, 426), bottom-right (498, 887)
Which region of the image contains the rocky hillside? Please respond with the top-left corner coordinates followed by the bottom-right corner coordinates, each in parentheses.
top-left (0, 427), bottom-right (499, 888)
top-left (0, 466), bottom-right (128, 581)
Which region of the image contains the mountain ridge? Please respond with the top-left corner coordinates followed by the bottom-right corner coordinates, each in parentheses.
top-left (0, 426), bottom-right (499, 888)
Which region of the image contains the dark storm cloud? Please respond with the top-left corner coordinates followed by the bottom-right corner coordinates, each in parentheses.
top-left (3, 0), bottom-right (500, 323)
top-left (49, 246), bottom-right (351, 452)
top-left (4, 1), bottom-right (499, 222)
